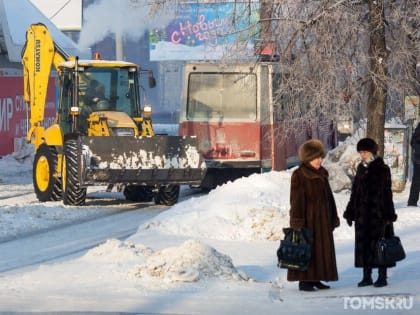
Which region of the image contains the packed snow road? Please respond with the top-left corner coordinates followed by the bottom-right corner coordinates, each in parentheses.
top-left (0, 204), bottom-right (166, 273)
top-left (0, 181), bottom-right (202, 274)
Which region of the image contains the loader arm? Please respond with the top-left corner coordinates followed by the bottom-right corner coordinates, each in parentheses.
top-left (21, 23), bottom-right (70, 148)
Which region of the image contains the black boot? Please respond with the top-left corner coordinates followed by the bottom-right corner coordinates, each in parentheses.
top-left (299, 281), bottom-right (316, 291)
top-left (374, 267), bottom-right (387, 287)
top-left (358, 267), bottom-right (373, 287)
top-left (312, 281), bottom-right (330, 289)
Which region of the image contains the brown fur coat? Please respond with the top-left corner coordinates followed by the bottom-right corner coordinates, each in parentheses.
top-left (287, 163), bottom-right (339, 282)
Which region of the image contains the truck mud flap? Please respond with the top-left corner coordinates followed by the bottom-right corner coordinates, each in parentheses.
top-left (78, 135), bottom-right (206, 185)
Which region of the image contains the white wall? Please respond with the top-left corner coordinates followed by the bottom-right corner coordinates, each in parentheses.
top-left (29, 0), bottom-right (82, 30)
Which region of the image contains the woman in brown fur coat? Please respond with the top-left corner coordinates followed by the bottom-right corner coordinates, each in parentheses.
top-left (287, 139), bottom-right (340, 291)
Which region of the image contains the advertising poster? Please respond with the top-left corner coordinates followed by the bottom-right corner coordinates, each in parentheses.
top-left (404, 95), bottom-right (419, 121)
top-left (0, 75), bottom-right (56, 156)
top-left (384, 127), bottom-right (408, 192)
top-left (149, 2), bottom-right (260, 61)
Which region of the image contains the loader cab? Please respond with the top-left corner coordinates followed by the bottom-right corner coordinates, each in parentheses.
top-left (58, 65), bottom-right (141, 135)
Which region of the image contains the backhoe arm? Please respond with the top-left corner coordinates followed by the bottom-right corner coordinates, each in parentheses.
top-left (21, 23), bottom-right (69, 146)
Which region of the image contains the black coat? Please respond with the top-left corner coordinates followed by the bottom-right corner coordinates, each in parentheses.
top-left (343, 157), bottom-right (397, 268)
top-left (411, 123), bottom-right (420, 164)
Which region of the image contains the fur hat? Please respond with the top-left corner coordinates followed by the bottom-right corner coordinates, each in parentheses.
top-left (298, 139), bottom-right (326, 163)
top-left (357, 138), bottom-right (378, 154)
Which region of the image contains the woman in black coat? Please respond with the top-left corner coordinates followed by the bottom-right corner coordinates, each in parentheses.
top-left (408, 122), bottom-right (420, 206)
top-left (343, 138), bottom-right (397, 287)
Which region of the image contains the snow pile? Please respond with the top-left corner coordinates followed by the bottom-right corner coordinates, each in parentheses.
top-left (0, 154), bottom-right (33, 184)
top-left (134, 239), bottom-right (248, 283)
top-left (322, 122), bottom-right (369, 192)
top-left (84, 239), bottom-right (249, 283)
top-left (141, 171), bottom-right (293, 241)
top-left (140, 169), bottom-right (353, 242)
top-left (10, 140), bottom-right (34, 163)
top-left (324, 143), bottom-right (359, 192)
top-left (84, 238), bottom-right (153, 263)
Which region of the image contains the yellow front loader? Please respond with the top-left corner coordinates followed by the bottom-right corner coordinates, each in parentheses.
top-left (22, 23), bottom-right (206, 206)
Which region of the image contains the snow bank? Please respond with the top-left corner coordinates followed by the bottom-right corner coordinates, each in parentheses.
top-left (133, 239), bottom-right (249, 282)
top-left (141, 171), bottom-right (293, 241)
top-left (0, 153), bottom-right (33, 184)
top-left (84, 238), bottom-right (249, 283)
top-left (139, 170), bottom-right (354, 242)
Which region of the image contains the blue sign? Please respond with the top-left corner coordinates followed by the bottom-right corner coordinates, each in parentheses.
top-left (149, 2), bottom-right (260, 61)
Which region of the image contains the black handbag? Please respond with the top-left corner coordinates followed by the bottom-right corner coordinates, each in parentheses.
top-left (277, 228), bottom-right (313, 271)
top-left (376, 235), bottom-right (406, 265)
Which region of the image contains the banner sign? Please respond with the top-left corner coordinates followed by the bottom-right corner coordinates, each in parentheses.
top-left (0, 76), bottom-right (56, 156)
top-left (149, 2), bottom-right (260, 61)
top-left (404, 95), bottom-right (420, 121)
top-left (384, 127), bottom-right (408, 192)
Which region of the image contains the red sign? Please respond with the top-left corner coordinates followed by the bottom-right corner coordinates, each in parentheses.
top-left (0, 76), bottom-right (56, 156)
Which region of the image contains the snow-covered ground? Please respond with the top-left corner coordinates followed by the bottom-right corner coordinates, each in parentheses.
top-left (0, 139), bottom-right (419, 314)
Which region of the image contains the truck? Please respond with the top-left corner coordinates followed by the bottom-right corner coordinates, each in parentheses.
top-left (22, 23), bottom-right (206, 206)
top-left (179, 61), bottom-right (336, 189)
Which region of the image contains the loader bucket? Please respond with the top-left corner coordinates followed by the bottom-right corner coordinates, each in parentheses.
top-left (78, 135), bottom-right (206, 186)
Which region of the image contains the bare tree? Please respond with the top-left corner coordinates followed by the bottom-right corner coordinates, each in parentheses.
top-left (366, 0), bottom-right (387, 155)
top-left (251, 0), bottom-right (419, 155)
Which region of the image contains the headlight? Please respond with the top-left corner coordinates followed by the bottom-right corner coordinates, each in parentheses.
top-left (111, 128), bottom-right (135, 136)
top-left (143, 105), bottom-right (152, 118)
top-left (70, 106), bottom-right (80, 115)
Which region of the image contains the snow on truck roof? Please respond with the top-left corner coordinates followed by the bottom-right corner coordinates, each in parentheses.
top-left (60, 59), bottom-right (138, 69)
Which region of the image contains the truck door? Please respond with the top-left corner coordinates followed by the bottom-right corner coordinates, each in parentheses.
top-left (259, 64), bottom-right (275, 171)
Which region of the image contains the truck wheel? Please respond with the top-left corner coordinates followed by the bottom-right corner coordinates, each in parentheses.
top-left (154, 184), bottom-right (180, 206)
top-left (123, 185), bottom-right (154, 202)
top-left (63, 140), bottom-right (86, 206)
top-left (33, 144), bottom-right (63, 202)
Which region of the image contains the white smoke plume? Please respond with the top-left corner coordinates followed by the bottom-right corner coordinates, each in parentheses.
top-left (78, 0), bottom-right (176, 48)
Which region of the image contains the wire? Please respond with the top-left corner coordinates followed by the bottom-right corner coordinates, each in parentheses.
top-left (49, 0), bottom-right (72, 20)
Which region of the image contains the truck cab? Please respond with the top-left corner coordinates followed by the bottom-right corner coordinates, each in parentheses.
top-left (58, 60), bottom-right (150, 137)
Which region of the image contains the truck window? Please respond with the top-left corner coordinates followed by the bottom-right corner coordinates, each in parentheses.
top-left (272, 73), bottom-right (284, 121)
top-left (81, 68), bottom-right (137, 116)
top-left (272, 72), bottom-right (295, 122)
top-left (59, 72), bottom-right (73, 135)
top-left (187, 72), bottom-right (257, 121)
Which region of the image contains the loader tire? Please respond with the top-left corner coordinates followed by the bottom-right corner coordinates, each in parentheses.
top-left (123, 185), bottom-right (154, 202)
top-left (33, 144), bottom-right (63, 202)
top-left (154, 184), bottom-right (180, 206)
top-left (63, 140), bottom-right (87, 206)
